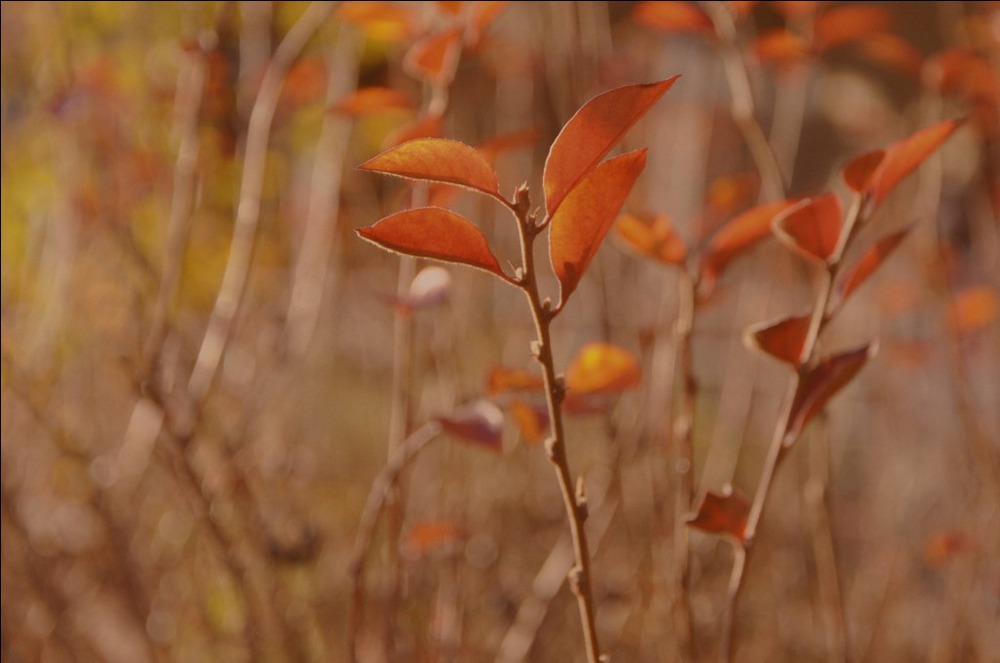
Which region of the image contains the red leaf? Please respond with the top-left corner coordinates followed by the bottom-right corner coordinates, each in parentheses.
top-left (835, 226), bottom-right (910, 305)
top-left (549, 149), bottom-right (648, 304)
top-left (744, 314), bottom-right (812, 365)
top-left (404, 28), bottom-right (463, 86)
top-left (357, 207), bottom-right (511, 281)
top-left (360, 138), bottom-right (500, 197)
top-left (785, 344), bottom-right (877, 447)
top-left (543, 77), bottom-right (678, 216)
top-left (565, 343), bottom-right (642, 395)
top-left (772, 194), bottom-right (843, 264)
top-left (330, 86), bottom-right (412, 115)
top-left (842, 149), bottom-right (885, 193)
top-left (435, 400), bottom-right (505, 451)
top-left (633, 2), bottom-right (713, 36)
top-left (487, 367), bottom-right (544, 394)
top-left (686, 487), bottom-right (749, 542)
top-left (867, 119), bottom-right (964, 208)
top-left (615, 212), bottom-right (687, 265)
top-left (701, 198), bottom-right (801, 279)
top-left (814, 5), bottom-right (891, 52)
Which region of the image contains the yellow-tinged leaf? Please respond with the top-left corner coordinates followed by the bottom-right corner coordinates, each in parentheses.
top-left (565, 343), bottom-right (642, 394)
top-left (487, 367), bottom-right (544, 394)
top-left (544, 77), bottom-right (678, 216)
top-left (509, 400), bottom-right (548, 443)
top-left (357, 207), bottom-right (511, 281)
top-left (550, 149), bottom-right (648, 304)
top-left (360, 138), bottom-right (500, 197)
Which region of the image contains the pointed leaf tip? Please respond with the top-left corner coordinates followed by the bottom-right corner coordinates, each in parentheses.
top-left (550, 149), bottom-right (648, 305)
top-left (744, 314), bottom-right (812, 365)
top-left (544, 77), bottom-right (678, 216)
top-left (357, 207), bottom-right (510, 281)
top-left (359, 138), bottom-right (500, 196)
top-left (772, 194), bottom-right (843, 264)
top-left (868, 119), bottom-right (965, 208)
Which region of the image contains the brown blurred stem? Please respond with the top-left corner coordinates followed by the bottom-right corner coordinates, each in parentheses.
top-left (703, 2), bottom-right (787, 202)
top-left (348, 422), bottom-right (442, 662)
top-left (508, 187), bottom-right (603, 663)
top-left (723, 194), bottom-right (865, 661)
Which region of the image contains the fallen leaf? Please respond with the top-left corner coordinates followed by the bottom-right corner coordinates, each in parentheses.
top-left (360, 138), bottom-right (500, 197)
top-left (772, 194), bottom-right (843, 264)
top-left (549, 150), bottom-right (648, 304)
top-left (357, 207), bottom-right (511, 281)
top-left (543, 77), bottom-right (678, 216)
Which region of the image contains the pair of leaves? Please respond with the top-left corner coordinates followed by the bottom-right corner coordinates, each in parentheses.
top-left (357, 79), bottom-right (678, 305)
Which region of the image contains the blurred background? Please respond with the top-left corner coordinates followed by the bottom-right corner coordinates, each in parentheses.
top-left (2, 2), bottom-right (998, 661)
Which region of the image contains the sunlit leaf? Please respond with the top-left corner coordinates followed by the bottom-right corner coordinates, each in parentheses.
top-left (754, 29), bottom-right (810, 69)
top-left (814, 5), bottom-right (891, 52)
top-left (509, 399), bottom-right (548, 443)
top-left (383, 114), bottom-right (444, 149)
top-left (550, 150), bottom-right (648, 304)
top-left (633, 1), bottom-right (713, 36)
top-left (565, 343), bottom-right (642, 395)
top-left (867, 119), bottom-right (964, 208)
top-left (330, 86), bottom-right (412, 115)
top-left (615, 212), bottom-right (687, 265)
top-left (357, 207), bottom-right (511, 281)
top-left (842, 149), bottom-right (885, 193)
top-left (404, 520), bottom-right (462, 555)
top-left (744, 314), bottom-right (812, 365)
top-left (686, 487), bottom-right (749, 542)
top-left (784, 344), bottom-right (877, 447)
top-left (949, 286), bottom-right (998, 334)
top-left (772, 194), bottom-right (843, 264)
top-left (543, 77), bottom-right (678, 216)
top-left (835, 226), bottom-right (910, 305)
top-left (487, 367), bottom-right (544, 394)
top-left (338, 1), bottom-right (413, 41)
top-left (435, 400), bottom-right (505, 451)
top-left (405, 266), bottom-right (452, 310)
top-left (360, 138), bottom-right (500, 197)
top-left (701, 198), bottom-right (801, 280)
top-left (404, 28), bottom-right (463, 86)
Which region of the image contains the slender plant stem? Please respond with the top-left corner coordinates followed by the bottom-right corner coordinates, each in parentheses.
top-left (510, 189), bottom-right (603, 663)
top-left (723, 194), bottom-right (865, 660)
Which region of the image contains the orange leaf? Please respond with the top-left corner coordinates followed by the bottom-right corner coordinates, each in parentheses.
top-left (330, 86), bottom-right (412, 115)
top-left (754, 29), bottom-right (811, 69)
top-left (744, 314), bottom-right (812, 365)
top-left (360, 138), bottom-right (500, 197)
top-left (435, 400), bottom-right (505, 451)
top-left (549, 149), bottom-right (648, 304)
top-left (615, 212), bottom-right (687, 265)
top-left (405, 520), bottom-right (462, 555)
top-left (404, 28), bottom-right (463, 86)
top-left (487, 367), bottom-right (544, 394)
top-left (772, 194), bottom-right (843, 264)
top-left (814, 5), bottom-right (891, 52)
top-left (701, 199), bottom-right (801, 279)
top-left (565, 343), bottom-right (642, 395)
top-left (543, 77), bottom-right (678, 216)
top-left (706, 172), bottom-right (759, 218)
top-left (509, 400), bottom-right (548, 443)
top-left (867, 119), bottom-right (964, 208)
top-left (383, 114), bottom-right (443, 149)
top-left (949, 286), bottom-right (998, 334)
top-left (283, 58), bottom-right (327, 105)
top-left (841, 149), bottom-right (885, 193)
top-left (785, 344), bottom-right (876, 447)
top-left (357, 207), bottom-right (511, 281)
top-left (835, 226), bottom-right (910, 305)
top-left (686, 487), bottom-right (749, 542)
top-left (633, 2), bottom-right (713, 36)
